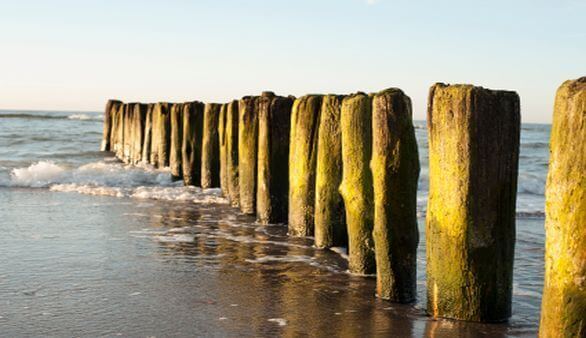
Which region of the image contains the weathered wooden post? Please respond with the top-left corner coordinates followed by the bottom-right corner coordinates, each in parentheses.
top-left (371, 88), bottom-right (420, 302)
top-left (101, 99), bottom-right (122, 151)
top-left (131, 103), bottom-right (147, 165)
top-left (123, 103), bottom-right (136, 163)
top-left (288, 95), bottom-right (322, 236)
top-left (109, 101), bottom-right (122, 155)
top-left (142, 103), bottom-right (154, 164)
top-left (157, 102), bottom-right (172, 168)
top-left (238, 96), bottom-right (260, 214)
top-left (201, 103), bottom-right (221, 188)
top-left (149, 102), bottom-right (160, 166)
top-left (426, 83), bottom-right (520, 322)
top-left (115, 103), bottom-right (125, 160)
top-left (339, 93), bottom-right (375, 275)
top-left (539, 77), bottom-right (586, 337)
top-left (170, 103), bottom-right (184, 179)
top-left (225, 100), bottom-right (240, 207)
top-left (181, 101), bottom-right (204, 186)
top-left (257, 92), bottom-right (293, 224)
top-left (218, 104), bottom-right (228, 195)
top-left (315, 94), bottom-right (346, 248)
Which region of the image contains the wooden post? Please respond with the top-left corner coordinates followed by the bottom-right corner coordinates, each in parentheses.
top-left (170, 103), bottom-right (184, 179)
top-left (339, 93), bottom-right (375, 275)
top-left (539, 77), bottom-right (586, 337)
top-left (225, 100), bottom-right (240, 207)
top-left (115, 103), bottom-right (125, 160)
top-left (218, 103), bottom-right (228, 195)
top-left (257, 92), bottom-right (293, 224)
top-left (101, 99), bottom-right (122, 151)
top-left (201, 103), bottom-right (221, 188)
top-left (123, 103), bottom-right (136, 163)
top-left (288, 95), bottom-right (322, 236)
top-left (181, 101), bottom-right (204, 186)
top-left (132, 103), bottom-right (147, 165)
top-left (315, 94), bottom-right (347, 248)
top-left (426, 83), bottom-right (520, 322)
top-left (371, 88), bottom-right (420, 302)
top-left (156, 102), bottom-right (172, 168)
top-left (142, 103), bottom-right (154, 164)
top-left (238, 96), bottom-right (260, 214)
top-left (110, 101), bottom-right (122, 156)
top-left (149, 102), bottom-right (160, 166)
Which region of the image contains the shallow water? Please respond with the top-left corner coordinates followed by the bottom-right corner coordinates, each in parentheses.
top-left (0, 110), bottom-right (548, 336)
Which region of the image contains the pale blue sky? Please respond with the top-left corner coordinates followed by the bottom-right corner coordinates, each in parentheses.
top-left (0, 0), bottom-right (584, 122)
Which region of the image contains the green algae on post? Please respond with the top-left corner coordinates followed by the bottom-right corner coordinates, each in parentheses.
top-left (539, 77), bottom-right (586, 338)
top-left (238, 96), bottom-right (260, 214)
top-left (169, 103), bottom-right (184, 179)
top-left (101, 99), bottom-right (122, 152)
top-left (288, 95), bottom-right (322, 236)
top-left (225, 100), bottom-right (240, 207)
top-left (218, 104), bottom-right (228, 195)
top-left (371, 88), bottom-right (419, 302)
top-left (201, 103), bottom-right (221, 189)
top-left (426, 83), bottom-right (520, 322)
top-left (257, 92), bottom-right (293, 224)
top-left (339, 93), bottom-right (375, 275)
top-left (181, 101), bottom-right (204, 186)
top-left (314, 95), bottom-right (347, 248)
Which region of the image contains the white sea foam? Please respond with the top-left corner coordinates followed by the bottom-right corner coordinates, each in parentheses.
top-left (7, 160), bottom-right (227, 204)
top-left (267, 318), bottom-right (287, 326)
top-left (67, 113), bottom-right (103, 121)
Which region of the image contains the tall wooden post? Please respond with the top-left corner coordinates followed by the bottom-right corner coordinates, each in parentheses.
top-left (225, 100), bottom-right (240, 207)
top-left (101, 99), bottom-right (122, 151)
top-left (156, 102), bottom-right (171, 169)
top-left (218, 104), bottom-right (228, 195)
top-left (132, 103), bottom-right (147, 165)
top-left (170, 103), bottom-right (184, 179)
top-left (288, 95), bottom-right (322, 236)
top-left (339, 93), bottom-right (375, 275)
top-left (142, 103), bottom-right (154, 164)
top-left (539, 77), bottom-right (586, 337)
top-left (201, 103), bottom-right (221, 188)
top-left (181, 101), bottom-right (204, 186)
top-left (238, 96), bottom-right (260, 214)
top-left (315, 94), bottom-right (346, 248)
top-left (257, 92), bottom-right (293, 224)
top-left (371, 88), bottom-right (419, 302)
top-left (426, 83), bottom-right (520, 322)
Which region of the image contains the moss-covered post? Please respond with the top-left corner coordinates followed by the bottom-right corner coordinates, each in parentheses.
top-left (226, 100), bottom-right (240, 207)
top-left (218, 104), bottom-right (228, 195)
top-left (539, 77), bottom-right (586, 337)
top-left (170, 103), bottom-right (183, 179)
top-left (142, 103), bottom-right (154, 164)
top-left (238, 96), bottom-right (260, 214)
top-left (181, 101), bottom-right (204, 186)
top-left (371, 88), bottom-right (420, 302)
top-left (132, 103), bottom-right (147, 165)
top-left (156, 102), bottom-right (171, 168)
top-left (426, 83), bottom-right (520, 322)
top-left (257, 92), bottom-right (293, 224)
top-left (101, 99), bottom-right (122, 151)
top-left (201, 103), bottom-right (221, 188)
top-left (315, 95), bottom-right (346, 248)
top-left (339, 93), bottom-right (375, 275)
top-left (288, 95), bottom-right (322, 236)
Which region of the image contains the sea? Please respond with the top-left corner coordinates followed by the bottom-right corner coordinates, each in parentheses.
top-left (0, 110), bottom-right (548, 337)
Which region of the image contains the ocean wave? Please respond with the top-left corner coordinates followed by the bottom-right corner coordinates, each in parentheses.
top-left (4, 160), bottom-right (227, 204)
top-left (0, 113), bottom-right (102, 122)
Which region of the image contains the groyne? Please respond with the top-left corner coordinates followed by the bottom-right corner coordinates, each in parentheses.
top-left (100, 78), bottom-right (584, 330)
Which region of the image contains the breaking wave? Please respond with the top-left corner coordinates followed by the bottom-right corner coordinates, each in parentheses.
top-left (5, 160), bottom-right (227, 204)
top-left (0, 112), bottom-right (102, 122)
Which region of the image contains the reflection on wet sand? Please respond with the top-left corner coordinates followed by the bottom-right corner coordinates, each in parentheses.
top-left (142, 200), bottom-right (539, 337)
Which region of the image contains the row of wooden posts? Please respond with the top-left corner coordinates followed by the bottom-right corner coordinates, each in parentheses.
top-left (100, 77), bottom-right (585, 337)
